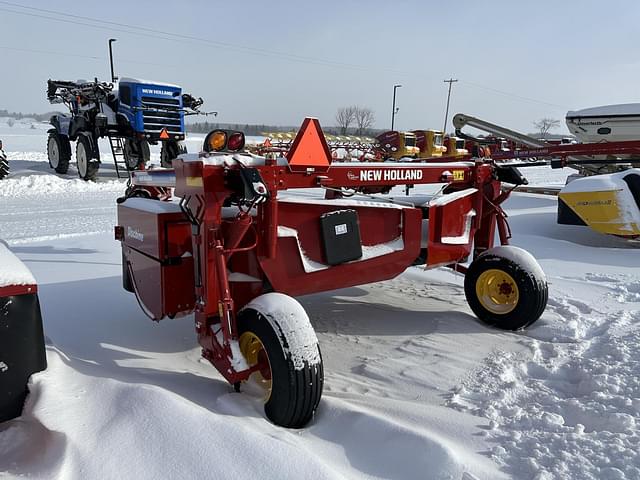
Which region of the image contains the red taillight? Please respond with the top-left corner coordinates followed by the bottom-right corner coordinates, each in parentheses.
top-left (227, 133), bottom-right (245, 151)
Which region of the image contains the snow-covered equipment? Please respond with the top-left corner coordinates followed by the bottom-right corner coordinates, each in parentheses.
top-left (0, 241), bottom-right (46, 423)
top-left (557, 169), bottom-right (640, 237)
top-left (453, 113), bottom-right (640, 238)
top-left (45, 42), bottom-right (206, 180)
top-left (115, 118), bottom-right (549, 427)
top-left (566, 103), bottom-right (640, 145)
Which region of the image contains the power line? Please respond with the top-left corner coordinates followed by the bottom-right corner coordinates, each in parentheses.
top-left (0, 2), bottom-right (411, 75)
top-left (459, 80), bottom-right (569, 109)
top-left (0, 0), bottom-right (570, 111)
top-left (0, 45), bottom-right (175, 68)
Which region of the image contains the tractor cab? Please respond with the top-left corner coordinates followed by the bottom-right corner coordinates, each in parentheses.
top-left (117, 78), bottom-right (185, 142)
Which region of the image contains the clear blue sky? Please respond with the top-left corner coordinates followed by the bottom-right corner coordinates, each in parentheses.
top-left (1, 0), bottom-right (639, 134)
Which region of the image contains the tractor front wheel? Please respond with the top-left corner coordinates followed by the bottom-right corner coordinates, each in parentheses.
top-left (238, 293), bottom-right (323, 428)
top-left (0, 156), bottom-right (8, 180)
top-left (47, 133), bottom-right (71, 174)
top-left (464, 246), bottom-right (548, 330)
top-left (76, 136), bottom-right (99, 181)
top-left (123, 139), bottom-right (150, 170)
top-left (160, 141), bottom-right (187, 168)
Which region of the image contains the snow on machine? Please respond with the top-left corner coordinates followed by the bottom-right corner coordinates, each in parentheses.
top-left (566, 103), bottom-right (640, 144)
top-left (115, 118), bottom-right (549, 427)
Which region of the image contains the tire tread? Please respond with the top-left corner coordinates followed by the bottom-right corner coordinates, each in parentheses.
top-left (238, 311), bottom-right (323, 428)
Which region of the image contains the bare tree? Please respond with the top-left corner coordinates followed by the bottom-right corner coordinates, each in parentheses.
top-left (533, 118), bottom-right (560, 139)
top-left (355, 107), bottom-right (375, 135)
top-left (335, 106), bottom-right (357, 135)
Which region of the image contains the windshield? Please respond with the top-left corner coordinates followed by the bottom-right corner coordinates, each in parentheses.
top-left (404, 136), bottom-right (416, 147)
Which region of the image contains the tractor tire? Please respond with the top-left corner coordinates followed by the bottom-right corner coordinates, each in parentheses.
top-left (124, 139), bottom-right (150, 171)
top-left (0, 155), bottom-right (8, 180)
top-left (76, 136), bottom-right (100, 181)
top-left (464, 246), bottom-right (548, 331)
top-left (238, 293), bottom-right (323, 428)
top-left (47, 133), bottom-right (71, 174)
top-left (160, 141), bottom-right (187, 168)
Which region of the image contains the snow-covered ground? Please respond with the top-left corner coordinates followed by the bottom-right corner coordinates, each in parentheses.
top-left (1, 122), bottom-right (638, 479)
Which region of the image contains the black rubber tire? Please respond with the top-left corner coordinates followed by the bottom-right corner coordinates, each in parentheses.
top-left (160, 141), bottom-right (187, 168)
top-left (237, 310), bottom-right (323, 428)
top-left (124, 139), bottom-right (151, 170)
top-left (76, 135), bottom-right (100, 181)
top-left (0, 155), bottom-right (8, 180)
top-left (47, 133), bottom-right (71, 174)
top-left (0, 292), bottom-right (47, 423)
top-left (464, 246), bottom-right (548, 330)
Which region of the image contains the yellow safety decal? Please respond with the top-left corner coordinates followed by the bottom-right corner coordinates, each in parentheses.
top-left (186, 176), bottom-right (203, 187)
top-left (453, 170), bottom-right (465, 181)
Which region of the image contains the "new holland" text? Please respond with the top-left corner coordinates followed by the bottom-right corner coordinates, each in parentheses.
top-left (359, 169), bottom-right (423, 182)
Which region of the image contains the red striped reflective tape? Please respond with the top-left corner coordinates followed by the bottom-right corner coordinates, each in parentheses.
top-left (0, 284), bottom-right (38, 297)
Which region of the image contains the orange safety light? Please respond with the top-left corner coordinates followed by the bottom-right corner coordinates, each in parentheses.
top-left (206, 131), bottom-right (227, 152)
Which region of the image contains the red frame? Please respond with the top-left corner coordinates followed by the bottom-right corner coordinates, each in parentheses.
top-left (119, 121), bottom-right (516, 386)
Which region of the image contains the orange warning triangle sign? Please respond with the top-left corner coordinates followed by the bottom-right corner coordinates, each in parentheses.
top-left (159, 128), bottom-right (170, 140)
top-left (287, 118), bottom-right (332, 171)
top-left (263, 138), bottom-right (272, 147)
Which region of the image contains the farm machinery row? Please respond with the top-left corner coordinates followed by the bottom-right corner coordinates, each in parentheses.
top-left (256, 128), bottom-right (464, 162)
top-left (116, 118), bottom-right (550, 428)
top-left (450, 113), bottom-right (640, 238)
top-left (259, 114), bottom-right (640, 239)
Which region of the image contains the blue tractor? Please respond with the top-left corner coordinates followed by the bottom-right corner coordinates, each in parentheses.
top-left (46, 77), bottom-right (204, 180)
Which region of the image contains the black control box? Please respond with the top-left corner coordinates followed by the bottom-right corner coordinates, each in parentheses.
top-left (320, 209), bottom-right (362, 265)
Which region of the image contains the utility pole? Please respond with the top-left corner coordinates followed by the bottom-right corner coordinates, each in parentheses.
top-left (443, 78), bottom-right (458, 133)
top-left (391, 84), bottom-right (402, 131)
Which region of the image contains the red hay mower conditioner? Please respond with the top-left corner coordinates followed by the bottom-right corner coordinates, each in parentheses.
top-left (115, 118), bottom-right (549, 427)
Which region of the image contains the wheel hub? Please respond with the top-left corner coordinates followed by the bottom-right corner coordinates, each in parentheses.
top-left (77, 144), bottom-right (87, 176)
top-left (476, 269), bottom-right (519, 314)
top-left (48, 139), bottom-right (59, 168)
top-left (239, 331), bottom-right (272, 401)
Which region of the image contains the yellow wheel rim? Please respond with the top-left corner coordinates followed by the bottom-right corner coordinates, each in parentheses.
top-left (476, 269), bottom-right (519, 315)
top-left (239, 331), bottom-right (272, 401)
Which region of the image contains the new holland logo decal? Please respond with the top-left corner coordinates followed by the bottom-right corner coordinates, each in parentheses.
top-left (356, 169), bottom-right (424, 182)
